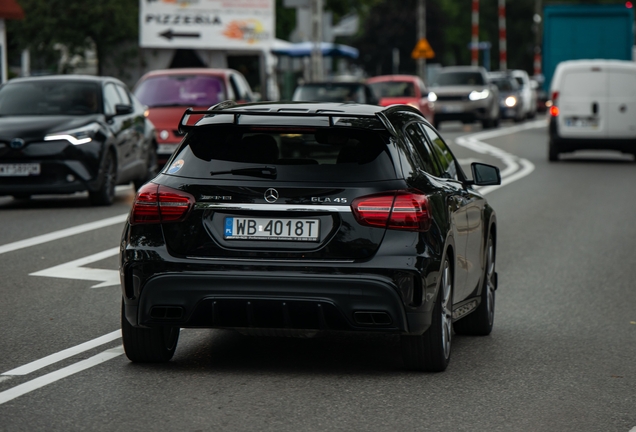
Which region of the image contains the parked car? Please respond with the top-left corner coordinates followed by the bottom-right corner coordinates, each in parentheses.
top-left (510, 69), bottom-right (538, 119)
top-left (488, 72), bottom-right (525, 122)
top-left (366, 74), bottom-right (434, 123)
top-left (548, 59), bottom-right (636, 161)
top-left (0, 75), bottom-right (157, 205)
top-left (428, 66), bottom-right (500, 129)
top-left (133, 68), bottom-right (256, 166)
top-left (292, 81), bottom-right (379, 105)
top-left (120, 100), bottom-right (501, 372)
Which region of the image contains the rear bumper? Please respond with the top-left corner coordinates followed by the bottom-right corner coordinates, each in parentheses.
top-left (550, 117), bottom-right (636, 152)
top-left (123, 270), bottom-right (432, 336)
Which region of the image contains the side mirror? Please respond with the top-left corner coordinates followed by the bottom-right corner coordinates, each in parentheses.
top-left (115, 104), bottom-right (134, 116)
top-left (470, 163), bottom-right (501, 186)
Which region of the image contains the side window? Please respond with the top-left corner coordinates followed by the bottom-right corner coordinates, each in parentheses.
top-left (103, 83), bottom-right (123, 116)
top-left (421, 124), bottom-right (458, 180)
top-left (404, 124), bottom-right (442, 176)
top-left (230, 74), bottom-right (251, 102)
top-left (115, 85), bottom-right (132, 105)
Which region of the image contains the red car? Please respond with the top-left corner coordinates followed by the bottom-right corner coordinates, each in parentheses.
top-left (366, 75), bottom-right (434, 123)
top-left (133, 68), bottom-right (256, 165)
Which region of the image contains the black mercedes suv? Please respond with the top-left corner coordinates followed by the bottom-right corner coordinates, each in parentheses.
top-left (120, 101), bottom-right (501, 372)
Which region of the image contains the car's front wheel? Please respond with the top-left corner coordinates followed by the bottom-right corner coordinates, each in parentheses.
top-left (401, 256), bottom-right (453, 372)
top-left (121, 300), bottom-right (179, 362)
top-left (548, 137), bottom-right (560, 162)
top-left (89, 150), bottom-right (116, 206)
top-left (454, 232), bottom-right (496, 336)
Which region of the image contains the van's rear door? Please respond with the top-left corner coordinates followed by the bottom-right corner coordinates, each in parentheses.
top-left (558, 66), bottom-right (608, 139)
top-left (607, 65), bottom-right (636, 139)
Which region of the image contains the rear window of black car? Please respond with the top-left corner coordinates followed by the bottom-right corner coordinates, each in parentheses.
top-left (166, 126), bottom-right (396, 182)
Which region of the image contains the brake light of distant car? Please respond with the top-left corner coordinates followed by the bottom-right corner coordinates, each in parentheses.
top-left (351, 191), bottom-right (431, 232)
top-left (427, 92), bottom-right (438, 102)
top-left (131, 183), bottom-right (195, 224)
top-left (468, 90), bottom-right (490, 101)
top-left (44, 123), bottom-right (101, 145)
top-left (504, 96), bottom-right (517, 107)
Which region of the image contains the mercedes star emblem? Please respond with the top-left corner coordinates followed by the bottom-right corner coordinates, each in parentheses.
top-left (264, 188), bottom-right (279, 203)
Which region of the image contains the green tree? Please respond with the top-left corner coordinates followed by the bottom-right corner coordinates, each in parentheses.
top-left (7, 0), bottom-right (138, 75)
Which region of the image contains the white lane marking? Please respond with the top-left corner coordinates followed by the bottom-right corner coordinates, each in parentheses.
top-left (30, 247), bottom-right (120, 288)
top-left (455, 119), bottom-right (546, 194)
top-left (0, 214), bottom-right (127, 256)
top-left (0, 346), bottom-right (124, 406)
top-left (2, 330), bottom-right (121, 376)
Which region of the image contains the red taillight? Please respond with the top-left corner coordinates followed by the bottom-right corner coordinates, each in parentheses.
top-left (131, 183), bottom-right (195, 224)
top-left (551, 91), bottom-right (559, 102)
top-left (351, 191), bottom-right (431, 232)
top-left (550, 105), bottom-right (560, 117)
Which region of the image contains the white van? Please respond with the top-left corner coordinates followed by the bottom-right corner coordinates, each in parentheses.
top-left (548, 59), bottom-right (636, 161)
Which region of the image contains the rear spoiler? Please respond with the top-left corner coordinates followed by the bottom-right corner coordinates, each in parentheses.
top-left (177, 102), bottom-right (381, 134)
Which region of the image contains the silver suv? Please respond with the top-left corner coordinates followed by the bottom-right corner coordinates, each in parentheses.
top-left (428, 66), bottom-right (500, 130)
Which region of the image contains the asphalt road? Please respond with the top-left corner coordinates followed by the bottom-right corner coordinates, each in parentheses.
top-left (0, 116), bottom-right (635, 432)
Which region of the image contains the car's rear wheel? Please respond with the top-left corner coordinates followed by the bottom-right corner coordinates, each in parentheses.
top-left (121, 300), bottom-right (179, 363)
top-left (401, 256), bottom-right (453, 372)
top-left (454, 233), bottom-right (496, 336)
top-left (89, 151), bottom-right (116, 206)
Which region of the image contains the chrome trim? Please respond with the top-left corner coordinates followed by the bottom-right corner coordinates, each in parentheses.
top-left (186, 256), bottom-right (355, 263)
top-left (194, 202), bottom-right (352, 213)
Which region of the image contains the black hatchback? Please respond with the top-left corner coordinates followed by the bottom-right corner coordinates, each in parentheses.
top-left (120, 101), bottom-right (501, 371)
top-left (0, 75), bottom-right (157, 205)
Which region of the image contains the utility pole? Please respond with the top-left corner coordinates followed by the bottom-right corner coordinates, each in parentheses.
top-left (417, 0), bottom-right (426, 81)
top-left (498, 0), bottom-right (507, 70)
top-left (310, 0), bottom-right (324, 81)
top-left (471, 0), bottom-right (479, 66)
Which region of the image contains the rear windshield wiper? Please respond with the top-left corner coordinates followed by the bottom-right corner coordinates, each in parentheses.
top-left (210, 166), bottom-right (277, 179)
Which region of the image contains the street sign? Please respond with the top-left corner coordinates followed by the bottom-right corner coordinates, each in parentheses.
top-left (139, 0), bottom-right (275, 50)
top-left (411, 38), bottom-right (435, 59)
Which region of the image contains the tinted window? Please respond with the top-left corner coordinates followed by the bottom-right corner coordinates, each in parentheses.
top-left (0, 80), bottom-right (101, 116)
top-left (421, 124), bottom-right (457, 180)
top-left (103, 83), bottom-right (122, 116)
top-left (433, 72), bottom-right (485, 86)
top-left (230, 74), bottom-right (251, 101)
top-left (490, 77), bottom-right (519, 91)
top-left (167, 126), bottom-right (396, 183)
top-left (404, 124), bottom-right (442, 176)
top-left (134, 75), bottom-right (227, 107)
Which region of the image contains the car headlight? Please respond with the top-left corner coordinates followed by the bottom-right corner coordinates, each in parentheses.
top-left (468, 90), bottom-right (490, 101)
top-left (45, 123), bottom-right (101, 145)
top-left (428, 92), bottom-right (438, 102)
top-left (505, 96), bottom-right (517, 107)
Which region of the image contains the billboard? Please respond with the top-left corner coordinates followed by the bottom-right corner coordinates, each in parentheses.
top-left (140, 0), bottom-right (275, 50)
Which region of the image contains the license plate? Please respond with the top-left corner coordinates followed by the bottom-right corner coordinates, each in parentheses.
top-left (224, 217), bottom-right (320, 241)
top-left (442, 105), bottom-right (462, 113)
top-left (157, 144), bottom-right (178, 155)
top-left (565, 117), bottom-right (598, 128)
top-left (0, 163), bottom-right (41, 176)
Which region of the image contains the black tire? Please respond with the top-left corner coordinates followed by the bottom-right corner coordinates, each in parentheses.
top-left (89, 151), bottom-right (116, 206)
top-left (401, 257), bottom-right (453, 372)
top-left (121, 300), bottom-right (179, 363)
top-left (548, 138), bottom-right (560, 162)
top-left (453, 233), bottom-right (496, 336)
top-left (133, 143), bottom-right (158, 191)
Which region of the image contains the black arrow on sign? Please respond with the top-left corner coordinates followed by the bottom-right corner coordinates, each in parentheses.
top-left (159, 29), bottom-right (201, 40)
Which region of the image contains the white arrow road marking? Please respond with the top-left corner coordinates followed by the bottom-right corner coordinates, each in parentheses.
top-left (0, 346), bottom-right (124, 406)
top-left (30, 247), bottom-right (120, 288)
